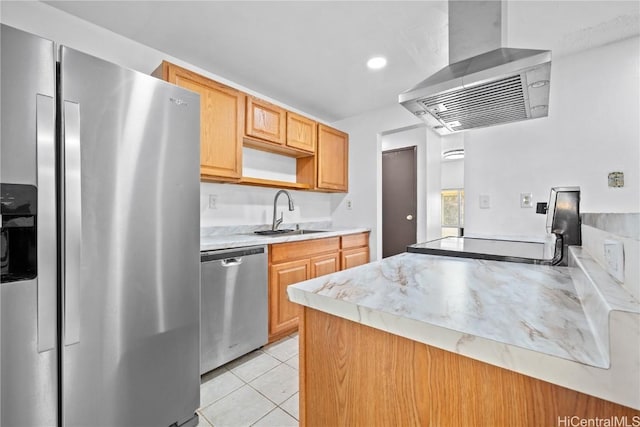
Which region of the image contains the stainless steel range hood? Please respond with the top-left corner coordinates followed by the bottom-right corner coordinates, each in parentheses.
top-left (399, 2), bottom-right (551, 136)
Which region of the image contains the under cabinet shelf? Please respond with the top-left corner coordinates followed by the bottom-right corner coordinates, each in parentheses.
top-left (239, 177), bottom-right (312, 190)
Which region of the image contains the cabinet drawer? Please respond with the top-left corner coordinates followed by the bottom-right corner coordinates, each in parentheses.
top-left (271, 237), bottom-right (340, 264)
top-left (341, 232), bottom-right (369, 249)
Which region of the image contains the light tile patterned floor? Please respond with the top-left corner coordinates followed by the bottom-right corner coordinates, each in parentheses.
top-left (197, 333), bottom-right (300, 427)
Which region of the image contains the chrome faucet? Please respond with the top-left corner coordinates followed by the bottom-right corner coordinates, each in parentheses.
top-left (272, 190), bottom-right (295, 231)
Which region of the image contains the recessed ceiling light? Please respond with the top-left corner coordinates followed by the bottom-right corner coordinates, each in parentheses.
top-left (367, 56), bottom-right (387, 70)
top-left (442, 149), bottom-right (464, 160)
top-left (529, 80), bottom-right (549, 88)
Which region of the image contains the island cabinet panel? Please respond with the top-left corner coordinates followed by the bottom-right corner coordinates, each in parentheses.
top-left (316, 124), bottom-right (348, 192)
top-left (245, 96), bottom-right (286, 145)
top-left (286, 112), bottom-right (316, 153)
top-left (153, 61), bottom-right (243, 180)
top-left (299, 307), bottom-right (640, 427)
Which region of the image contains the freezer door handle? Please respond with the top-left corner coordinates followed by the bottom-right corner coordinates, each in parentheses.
top-left (64, 101), bottom-right (81, 346)
top-left (36, 94), bottom-right (57, 353)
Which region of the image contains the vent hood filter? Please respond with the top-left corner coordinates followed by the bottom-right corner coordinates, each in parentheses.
top-left (399, 48), bottom-right (551, 135)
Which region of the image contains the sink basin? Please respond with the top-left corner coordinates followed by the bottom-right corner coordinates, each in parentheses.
top-left (254, 229), bottom-right (327, 236)
top-left (282, 229), bottom-right (327, 235)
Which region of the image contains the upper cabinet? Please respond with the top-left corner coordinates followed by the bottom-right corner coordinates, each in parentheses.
top-left (286, 112), bottom-right (316, 153)
top-left (153, 62), bottom-right (348, 192)
top-left (317, 124), bottom-right (348, 192)
top-left (245, 96), bottom-right (286, 145)
top-left (153, 61), bottom-right (243, 181)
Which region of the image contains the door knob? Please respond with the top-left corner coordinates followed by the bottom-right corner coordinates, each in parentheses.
top-left (406, 214), bottom-right (413, 220)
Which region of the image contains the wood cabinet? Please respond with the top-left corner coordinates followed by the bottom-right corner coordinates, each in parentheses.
top-left (269, 259), bottom-right (310, 339)
top-left (268, 233), bottom-right (369, 342)
top-left (269, 237), bottom-right (340, 342)
top-left (152, 61), bottom-right (243, 181)
top-left (317, 124), bottom-right (348, 192)
top-left (286, 112), bottom-right (316, 153)
top-left (340, 232), bottom-right (370, 269)
top-left (310, 253), bottom-right (340, 278)
top-left (154, 62), bottom-right (349, 192)
top-left (245, 96), bottom-right (286, 145)
top-left (341, 248), bottom-right (370, 270)
top-left (299, 307), bottom-right (640, 426)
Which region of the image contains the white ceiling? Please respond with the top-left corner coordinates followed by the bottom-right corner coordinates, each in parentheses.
top-left (45, 1), bottom-right (639, 122)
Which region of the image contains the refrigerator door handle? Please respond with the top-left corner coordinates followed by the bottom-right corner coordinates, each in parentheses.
top-left (64, 100), bottom-right (81, 346)
top-left (36, 94), bottom-right (57, 353)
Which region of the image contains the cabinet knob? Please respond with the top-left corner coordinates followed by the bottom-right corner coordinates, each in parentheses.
top-left (406, 214), bottom-right (413, 221)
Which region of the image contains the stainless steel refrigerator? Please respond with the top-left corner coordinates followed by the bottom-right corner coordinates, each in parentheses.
top-left (1, 24), bottom-right (201, 426)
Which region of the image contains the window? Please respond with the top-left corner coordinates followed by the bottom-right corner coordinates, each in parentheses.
top-left (442, 189), bottom-right (464, 237)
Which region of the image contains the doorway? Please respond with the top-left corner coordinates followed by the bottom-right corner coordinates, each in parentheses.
top-left (382, 146), bottom-right (417, 258)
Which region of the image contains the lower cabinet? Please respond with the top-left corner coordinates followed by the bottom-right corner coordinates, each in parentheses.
top-left (269, 259), bottom-right (310, 340)
top-left (268, 232), bottom-right (369, 342)
top-left (341, 247), bottom-right (369, 270)
top-left (340, 232), bottom-right (370, 270)
top-left (310, 253), bottom-right (340, 278)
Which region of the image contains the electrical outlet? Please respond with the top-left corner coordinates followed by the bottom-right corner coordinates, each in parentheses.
top-left (479, 194), bottom-right (490, 209)
top-left (604, 239), bottom-right (624, 282)
top-left (208, 194), bottom-right (218, 210)
top-left (346, 200), bottom-right (353, 210)
top-left (520, 193), bottom-right (533, 208)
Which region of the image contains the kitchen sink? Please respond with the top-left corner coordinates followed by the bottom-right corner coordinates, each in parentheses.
top-left (283, 229), bottom-right (327, 235)
top-left (254, 229), bottom-right (327, 236)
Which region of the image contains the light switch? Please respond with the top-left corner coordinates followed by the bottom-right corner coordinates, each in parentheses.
top-left (208, 194), bottom-right (218, 209)
top-left (604, 239), bottom-right (624, 282)
top-left (479, 194), bottom-right (490, 209)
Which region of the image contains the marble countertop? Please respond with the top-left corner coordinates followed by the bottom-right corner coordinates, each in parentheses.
top-left (288, 249), bottom-right (640, 409)
top-left (200, 227), bottom-right (370, 251)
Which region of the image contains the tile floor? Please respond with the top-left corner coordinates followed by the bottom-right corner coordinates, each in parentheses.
top-left (196, 333), bottom-right (300, 427)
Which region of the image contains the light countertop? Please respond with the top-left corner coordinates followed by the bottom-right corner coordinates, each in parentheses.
top-left (200, 227), bottom-right (370, 251)
top-left (288, 248), bottom-right (640, 409)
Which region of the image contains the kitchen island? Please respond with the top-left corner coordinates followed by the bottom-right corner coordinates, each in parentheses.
top-left (287, 249), bottom-right (640, 426)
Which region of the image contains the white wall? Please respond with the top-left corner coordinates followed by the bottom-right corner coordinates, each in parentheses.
top-left (331, 104), bottom-right (442, 260)
top-left (0, 1), bottom-right (334, 227)
top-left (464, 36), bottom-right (640, 239)
top-left (441, 160), bottom-right (464, 189)
top-left (200, 183), bottom-right (331, 228)
top-left (441, 133), bottom-right (465, 189)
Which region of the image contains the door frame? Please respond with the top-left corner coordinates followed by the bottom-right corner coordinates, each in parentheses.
top-left (382, 146), bottom-right (418, 257)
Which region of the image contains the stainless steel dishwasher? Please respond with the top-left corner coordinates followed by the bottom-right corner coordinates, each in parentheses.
top-left (200, 245), bottom-right (268, 375)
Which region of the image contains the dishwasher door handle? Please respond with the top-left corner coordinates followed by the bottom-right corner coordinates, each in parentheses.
top-left (221, 258), bottom-right (243, 267)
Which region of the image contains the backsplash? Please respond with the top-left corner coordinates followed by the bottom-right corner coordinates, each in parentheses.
top-left (200, 182), bottom-right (333, 228)
top-left (581, 213), bottom-right (640, 301)
top-left (200, 221), bottom-right (332, 238)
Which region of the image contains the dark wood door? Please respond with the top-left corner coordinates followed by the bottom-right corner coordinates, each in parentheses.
top-left (382, 146), bottom-right (417, 258)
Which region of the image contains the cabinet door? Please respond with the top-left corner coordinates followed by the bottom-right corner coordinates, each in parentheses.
top-left (341, 247), bottom-right (369, 270)
top-left (246, 96), bottom-right (286, 145)
top-left (162, 63), bottom-right (243, 180)
top-left (286, 112), bottom-right (316, 153)
top-left (269, 259), bottom-right (309, 339)
top-left (310, 253), bottom-right (340, 278)
top-left (317, 124), bottom-right (348, 192)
